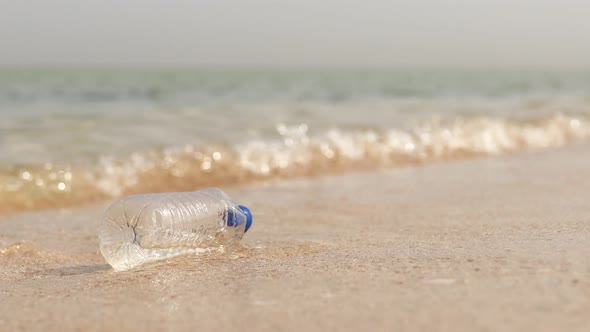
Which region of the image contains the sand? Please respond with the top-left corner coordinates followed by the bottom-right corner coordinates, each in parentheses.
top-left (1, 144), bottom-right (589, 332)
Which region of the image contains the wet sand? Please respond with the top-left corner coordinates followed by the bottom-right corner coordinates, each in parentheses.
top-left (1, 144), bottom-right (589, 331)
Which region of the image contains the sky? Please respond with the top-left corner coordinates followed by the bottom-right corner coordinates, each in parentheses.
top-left (1, 0), bottom-right (589, 67)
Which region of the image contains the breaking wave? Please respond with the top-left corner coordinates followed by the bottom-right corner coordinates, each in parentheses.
top-left (1, 113), bottom-right (588, 214)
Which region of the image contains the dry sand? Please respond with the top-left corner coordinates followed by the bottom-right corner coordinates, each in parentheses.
top-left (1, 144), bottom-right (589, 332)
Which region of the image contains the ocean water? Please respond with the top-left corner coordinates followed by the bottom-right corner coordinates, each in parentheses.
top-left (1, 67), bottom-right (590, 213)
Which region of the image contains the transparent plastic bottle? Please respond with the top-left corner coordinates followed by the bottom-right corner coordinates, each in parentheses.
top-left (98, 188), bottom-right (253, 271)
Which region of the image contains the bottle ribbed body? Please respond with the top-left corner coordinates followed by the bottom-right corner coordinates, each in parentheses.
top-left (99, 188), bottom-right (248, 271)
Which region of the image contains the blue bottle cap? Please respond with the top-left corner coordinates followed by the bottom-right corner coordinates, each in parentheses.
top-left (239, 205), bottom-right (253, 233)
top-left (227, 205), bottom-right (253, 232)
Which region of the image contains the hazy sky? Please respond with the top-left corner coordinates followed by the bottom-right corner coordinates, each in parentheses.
top-left (1, 0), bottom-right (589, 67)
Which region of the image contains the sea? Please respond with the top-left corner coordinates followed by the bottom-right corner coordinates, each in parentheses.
top-left (1, 67), bottom-right (589, 213)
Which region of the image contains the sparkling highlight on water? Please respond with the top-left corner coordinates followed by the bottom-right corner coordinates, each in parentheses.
top-left (0, 113), bottom-right (588, 214)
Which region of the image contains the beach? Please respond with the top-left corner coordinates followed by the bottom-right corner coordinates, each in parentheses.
top-left (3, 1), bottom-right (590, 330)
top-left (1, 143), bottom-right (589, 331)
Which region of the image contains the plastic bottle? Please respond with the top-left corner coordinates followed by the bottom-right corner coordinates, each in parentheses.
top-left (98, 188), bottom-right (253, 271)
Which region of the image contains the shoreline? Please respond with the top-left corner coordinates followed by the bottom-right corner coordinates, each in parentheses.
top-left (2, 112), bottom-right (589, 215)
top-left (1, 143), bottom-right (589, 331)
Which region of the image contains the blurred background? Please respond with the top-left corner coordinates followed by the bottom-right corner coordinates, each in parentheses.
top-left (1, 0), bottom-right (590, 213)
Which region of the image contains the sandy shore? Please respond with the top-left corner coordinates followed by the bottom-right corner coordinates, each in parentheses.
top-left (1, 144), bottom-right (589, 331)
